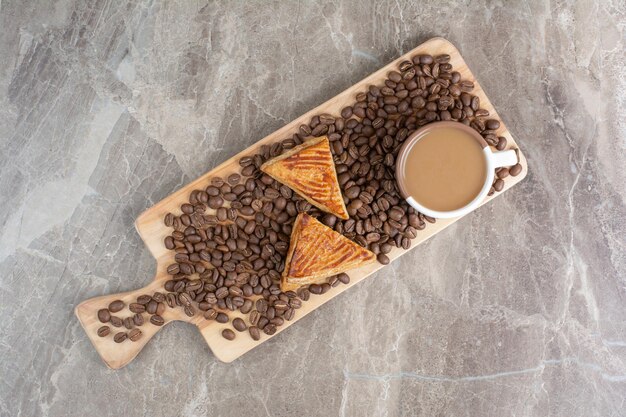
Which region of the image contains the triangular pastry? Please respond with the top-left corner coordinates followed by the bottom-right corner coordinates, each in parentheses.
top-left (281, 213), bottom-right (376, 291)
top-left (261, 136), bottom-right (349, 219)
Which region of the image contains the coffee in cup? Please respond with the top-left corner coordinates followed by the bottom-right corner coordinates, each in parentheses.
top-left (396, 121), bottom-right (518, 218)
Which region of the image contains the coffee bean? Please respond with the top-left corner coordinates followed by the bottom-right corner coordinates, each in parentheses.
top-left (337, 273), bottom-right (350, 284)
top-left (113, 332), bottom-right (127, 343)
top-left (232, 317), bottom-right (247, 332)
top-left (257, 316), bottom-right (269, 330)
top-left (297, 288), bottom-right (310, 301)
top-left (249, 326), bottom-right (261, 341)
top-left (249, 310), bottom-right (261, 326)
top-left (137, 294), bottom-right (152, 305)
top-left (222, 329), bottom-right (236, 340)
top-left (179, 292), bottom-right (193, 307)
top-left (97, 309), bottom-right (111, 323)
top-left (107, 300), bottom-right (124, 313)
top-left (497, 168), bottom-right (510, 179)
top-left (146, 300), bottom-right (158, 315)
top-left (510, 163), bottom-right (522, 176)
top-left (284, 308), bottom-right (295, 321)
top-left (208, 196), bottom-right (224, 209)
top-left (486, 119), bottom-right (500, 130)
top-left (460, 80), bottom-right (474, 92)
top-left (496, 136), bottom-right (507, 151)
top-left (123, 317), bottom-right (134, 329)
top-left (200, 308), bottom-right (216, 321)
top-left (110, 316), bottom-right (123, 327)
top-left (263, 324), bottom-right (277, 335)
top-left (328, 275), bottom-right (339, 287)
top-left (299, 124), bottom-right (312, 136)
top-left (309, 284), bottom-right (322, 295)
top-left (345, 186), bottom-right (360, 199)
top-left (288, 298), bottom-right (302, 309)
top-left (184, 305), bottom-right (195, 317)
top-left (97, 326), bottom-right (110, 337)
top-left (228, 173), bottom-right (241, 185)
top-left (494, 179), bottom-right (505, 192)
top-left (150, 315), bottom-right (165, 326)
top-left (269, 317), bottom-right (284, 327)
top-left (129, 303), bottom-right (146, 314)
top-left (133, 313), bottom-right (144, 326)
top-left (239, 156), bottom-right (254, 167)
top-left (156, 302), bottom-right (166, 316)
top-left (240, 299), bottom-right (253, 314)
top-left (167, 264), bottom-right (180, 275)
top-left (128, 328), bottom-right (142, 342)
top-left (216, 313), bottom-right (229, 323)
top-left (389, 207), bottom-right (403, 221)
top-left (377, 254), bottom-right (390, 265)
top-left (434, 54), bottom-right (450, 64)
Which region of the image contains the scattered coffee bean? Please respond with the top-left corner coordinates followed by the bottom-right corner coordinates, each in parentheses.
top-left (97, 309), bottom-right (111, 323)
top-left (232, 317), bottom-right (247, 332)
top-left (133, 313), bottom-right (144, 326)
top-left (129, 303), bottom-right (146, 314)
top-left (222, 329), bottom-right (236, 340)
top-left (128, 328), bottom-right (142, 342)
top-left (263, 324), bottom-right (277, 335)
top-left (203, 308), bottom-right (217, 320)
top-left (248, 310), bottom-right (260, 326)
top-left (146, 300), bottom-right (158, 315)
top-left (249, 326), bottom-right (261, 341)
top-left (108, 300), bottom-right (125, 313)
top-left (309, 284), bottom-right (322, 295)
top-left (377, 254), bottom-right (390, 265)
top-left (137, 295), bottom-right (152, 305)
top-left (284, 308), bottom-right (295, 321)
top-left (184, 305), bottom-right (195, 317)
top-left (123, 317), bottom-right (134, 329)
top-left (110, 316), bottom-right (123, 327)
top-left (97, 326), bottom-right (110, 337)
top-left (113, 332), bottom-right (127, 343)
top-left (150, 315), bottom-right (164, 326)
top-left (510, 163), bottom-right (522, 176)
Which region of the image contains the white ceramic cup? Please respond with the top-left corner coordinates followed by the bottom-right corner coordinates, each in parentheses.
top-left (395, 121), bottom-right (518, 219)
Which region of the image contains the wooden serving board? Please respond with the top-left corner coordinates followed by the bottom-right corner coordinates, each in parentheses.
top-left (75, 37), bottom-right (528, 369)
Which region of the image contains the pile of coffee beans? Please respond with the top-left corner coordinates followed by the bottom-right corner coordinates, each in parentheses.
top-left (96, 299), bottom-right (146, 344)
top-left (95, 53), bottom-right (522, 343)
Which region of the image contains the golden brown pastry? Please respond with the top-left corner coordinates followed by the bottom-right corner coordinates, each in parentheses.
top-left (261, 136), bottom-right (349, 220)
top-left (281, 213), bottom-right (376, 291)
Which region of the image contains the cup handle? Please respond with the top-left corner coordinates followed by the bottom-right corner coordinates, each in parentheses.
top-left (490, 149), bottom-right (518, 168)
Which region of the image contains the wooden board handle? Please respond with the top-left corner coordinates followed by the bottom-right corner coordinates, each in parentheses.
top-left (74, 280), bottom-right (175, 369)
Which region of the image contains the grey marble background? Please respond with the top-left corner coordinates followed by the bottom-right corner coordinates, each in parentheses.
top-left (1, 1), bottom-right (625, 416)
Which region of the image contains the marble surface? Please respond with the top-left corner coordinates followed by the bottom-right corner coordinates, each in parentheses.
top-left (1, 1), bottom-right (625, 416)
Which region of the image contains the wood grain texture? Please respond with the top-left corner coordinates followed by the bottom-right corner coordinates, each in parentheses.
top-left (75, 37), bottom-right (528, 369)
